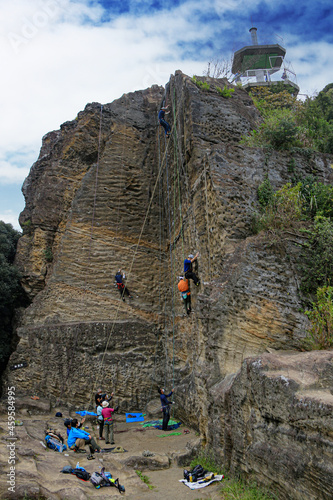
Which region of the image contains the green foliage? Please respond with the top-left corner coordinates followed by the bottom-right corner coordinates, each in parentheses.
top-left (242, 109), bottom-right (300, 150)
top-left (299, 176), bottom-right (333, 219)
top-left (216, 85), bottom-right (235, 98)
top-left (190, 449), bottom-right (225, 476)
top-left (264, 115), bottom-right (299, 150)
top-left (221, 479), bottom-right (278, 500)
top-left (135, 470), bottom-right (155, 489)
top-left (299, 216), bottom-right (333, 295)
top-left (304, 286), bottom-right (333, 350)
top-left (190, 451), bottom-right (277, 499)
top-left (44, 247), bottom-right (53, 263)
top-left (257, 175), bottom-right (274, 208)
top-left (255, 182), bottom-right (303, 233)
top-left (0, 222), bottom-right (28, 373)
top-left (0, 221), bottom-right (21, 263)
top-left (242, 83), bottom-right (333, 153)
top-left (192, 76), bottom-right (210, 91)
top-left (21, 218), bottom-right (33, 236)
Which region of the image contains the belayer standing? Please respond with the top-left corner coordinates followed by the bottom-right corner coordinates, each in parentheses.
top-left (158, 106), bottom-right (171, 138)
top-left (115, 269), bottom-right (132, 301)
top-left (178, 276), bottom-right (191, 315)
top-left (184, 252), bottom-right (200, 286)
top-left (158, 387), bottom-right (174, 431)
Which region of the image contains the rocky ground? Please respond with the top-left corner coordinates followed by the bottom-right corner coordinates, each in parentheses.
top-left (0, 398), bottom-right (224, 499)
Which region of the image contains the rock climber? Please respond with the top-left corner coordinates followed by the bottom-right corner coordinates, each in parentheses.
top-left (177, 276), bottom-right (191, 315)
top-left (183, 252), bottom-right (200, 286)
top-left (115, 269), bottom-right (132, 301)
top-left (158, 106), bottom-right (171, 138)
top-left (95, 388), bottom-right (113, 407)
top-left (158, 387), bottom-right (174, 431)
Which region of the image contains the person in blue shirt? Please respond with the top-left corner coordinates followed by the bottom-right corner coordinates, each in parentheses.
top-left (67, 418), bottom-right (101, 455)
top-left (158, 387), bottom-right (174, 431)
top-left (158, 106), bottom-right (171, 138)
top-left (183, 252), bottom-right (200, 286)
top-left (115, 269), bottom-right (132, 301)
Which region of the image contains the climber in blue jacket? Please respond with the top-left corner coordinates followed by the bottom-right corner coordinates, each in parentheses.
top-left (158, 106), bottom-right (171, 138)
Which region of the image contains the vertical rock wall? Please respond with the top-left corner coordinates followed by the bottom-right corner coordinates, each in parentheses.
top-left (5, 71), bottom-right (333, 498)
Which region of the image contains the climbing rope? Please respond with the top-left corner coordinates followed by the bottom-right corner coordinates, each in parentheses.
top-left (203, 157), bottom-right (211, 279)
top-left (89, 88), bottom-right (186, 410)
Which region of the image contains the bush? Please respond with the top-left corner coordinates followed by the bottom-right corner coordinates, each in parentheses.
top-left (192, 76), bottom-right (210, 91)
top-left (257, 175), bottom-right (274, 208)
top-left (299, 216), bottom-right (333, 295)
top-left (242, 83), bottom-right (333, 153)
top-left (255, 182), bottom-right (303, 233)
top-left (299, 177), bottom-right (333, 219)
top-left (216, 85), bottom-right (235, 98)
top-left (304, 286), bottom-right (333, 350)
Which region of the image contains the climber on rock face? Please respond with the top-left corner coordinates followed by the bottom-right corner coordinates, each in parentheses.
top-left (178, 276), bottom-right (191, 315)
top-left (115, 269), bottom-right (132, 301)
top-left (183, 252), bottom-right (200, 286)
top-left (158, 106), bottom-right (171, 138)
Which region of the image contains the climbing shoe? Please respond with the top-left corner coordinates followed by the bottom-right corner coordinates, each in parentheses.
top-left (196, 281), bottom-right (200, 286)
top-left (87, 453), bottom-right (95, 460)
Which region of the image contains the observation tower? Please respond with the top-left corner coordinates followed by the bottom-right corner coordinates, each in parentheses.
top-left (231, 27), bottom-right (299, 96)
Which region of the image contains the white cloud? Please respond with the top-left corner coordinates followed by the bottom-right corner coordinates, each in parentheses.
top-left (0, 211), bottom-right (21, 230)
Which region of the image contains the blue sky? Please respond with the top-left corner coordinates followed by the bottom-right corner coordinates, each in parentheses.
top-left (1, 0), bottom-right (333, 229)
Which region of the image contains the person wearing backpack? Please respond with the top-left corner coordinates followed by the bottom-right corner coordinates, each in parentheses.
top-left (68, 419), bottom-right (101, 454)
top-left (177, 276), bottom-right (191, 315)
top-left (101, 401), bottom-right (119, 444)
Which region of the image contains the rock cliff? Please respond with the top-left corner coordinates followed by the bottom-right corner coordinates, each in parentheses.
top-left (4, 71), bottom-right (333, 498)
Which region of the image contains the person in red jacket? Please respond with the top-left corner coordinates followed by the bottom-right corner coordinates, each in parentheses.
top-left (101, 401), bottom-right (118, 444)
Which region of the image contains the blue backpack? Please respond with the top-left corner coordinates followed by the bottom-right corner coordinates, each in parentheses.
top-left (45, 435), bottom-right (67, 452)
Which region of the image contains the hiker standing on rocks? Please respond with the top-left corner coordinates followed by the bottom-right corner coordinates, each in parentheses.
top-left (177, 276), bottom-right (191, 315)
top-left (158, 106), bottom-right (171, 138)
top-left (101, 401), bottom-right (119, 445)
top-left (115, 269), bottom-right (132, 301)
top-left (158, 387), bottom-right (174, 431)
top-left (184, 252), bottom-right (200, 286)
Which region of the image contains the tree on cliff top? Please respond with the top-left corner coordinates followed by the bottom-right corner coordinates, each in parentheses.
top-left (0, 221), bottom-right (27, 375)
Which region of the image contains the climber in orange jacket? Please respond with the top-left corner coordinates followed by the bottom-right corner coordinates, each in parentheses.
top-left (178, 276), bottom-right (191, 315)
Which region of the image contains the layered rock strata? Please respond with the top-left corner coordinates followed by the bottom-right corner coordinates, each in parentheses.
top-left (4, 71), bottom-right (333, 498)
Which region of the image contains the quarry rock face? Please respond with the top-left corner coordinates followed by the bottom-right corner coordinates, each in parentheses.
top-left (5, 71), bottom-right (333, 498)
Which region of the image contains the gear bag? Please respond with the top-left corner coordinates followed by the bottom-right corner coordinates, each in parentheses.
top-left (183, 464), bottom-right (207, 483)
top-left (45, 435), bottom-right (67, 452)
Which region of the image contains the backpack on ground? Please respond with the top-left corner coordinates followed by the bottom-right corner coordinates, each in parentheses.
top-left (45, 435), bottom-right (67, 452)
top-left (72, 467), bottom-right (91, 481)
top-left (61, 465), bottom-right (74, 474)
top-left (183, 464), bottom-right (207, 482)
top-left (91, 467), bottom-right (125, 493)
